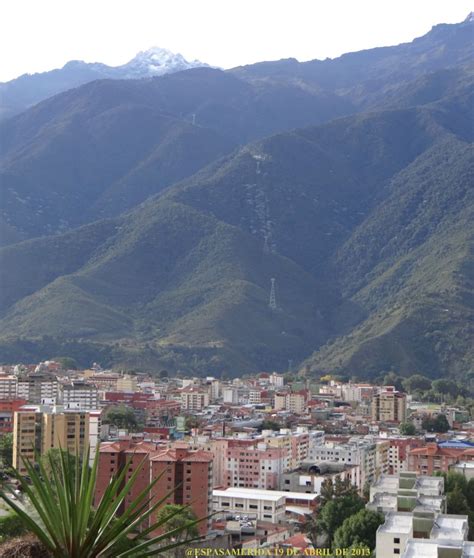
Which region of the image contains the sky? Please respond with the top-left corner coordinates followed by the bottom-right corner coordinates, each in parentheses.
top-left (0, 0), bottom-right (473, 82)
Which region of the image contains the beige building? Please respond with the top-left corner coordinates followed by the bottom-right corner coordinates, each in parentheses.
top-left (116, 375), bottom-right (138, 392)
top-left (372, 388), bottom-right (407, 423)
top-left (13, 409), bottom-right (90, 474)
top-left (181, 387), bottom-right (210, 411)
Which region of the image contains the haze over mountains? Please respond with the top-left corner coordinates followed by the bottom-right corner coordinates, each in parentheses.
top-left (0, 16), bottom-right (472, 380)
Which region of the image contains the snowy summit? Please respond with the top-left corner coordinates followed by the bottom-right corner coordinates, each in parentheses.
top-left (118, 47), bottom-right (209, 78)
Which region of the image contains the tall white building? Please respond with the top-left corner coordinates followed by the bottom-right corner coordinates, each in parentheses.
top-left (310, 438), bottom-right (377, 485)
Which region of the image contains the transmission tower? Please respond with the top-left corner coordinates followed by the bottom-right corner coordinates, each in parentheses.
top-left (269, 277), bottom-right (277, 311)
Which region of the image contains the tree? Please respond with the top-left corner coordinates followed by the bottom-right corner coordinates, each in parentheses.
top-left (402, 374), bottom-right (432, 393)
top-left (0, 446), bottom-right (204, 557)
top-left (399, 422), bottom-right (417, 435)
top-left (102, 405), bottom-right (140, 432)
top-left (383, 373), bottom-right (404, 392)
top-left (159, 369), bottom-right (169, 379)
top-left (319, 478), bottom-right (334, 506)
top-left (260, 420), bottom-right (280, 431)
top-left (447, 486), bottom-right (470, 515)
top-left (0, 433), bottom-right (13, 469)
top-left (157, 505), bottom-right (199, 557)
top-left (333, 509), bottom-right (384, 551)
top-left (432, 379), bottom-right (460, 399)
top-left (53, 357), bottom-right (78, 370)
top-left (317, 493), bottom-right (365, 546)
top-left (422, 414), bottom-right (450, 433)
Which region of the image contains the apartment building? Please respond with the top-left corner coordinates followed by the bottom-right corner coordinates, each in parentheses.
top-left (376, 512), bottom-right (468, 558)
top-left (372, 388), bottom-right (407, 424)
top-left (407, 441), bottom-right (474, 475)
top-left (181, 386), bottom-right (210, 411)
top-left (95, 442), bottom-right (213, 536)
top-left (13, 408), bottom-right (90, 474)
top-left (0, 374), bottom-right (18, 400)
top-left (116, 375), bottom-right (138, 392)
top-left (226, 442), bottom-right (288, 490)
top-left (150, 447), bottom-right (213, 536)
top-left (280, 462), bottom-right (362, 493)
top-left (311, 438), bottom-right (377, 485)
top-left (367, 472), bottom-right (445, 514)
top-left (17, 373), bottom-right (59, 404)
top-left (62, 381), bottom-right (99, 410)
top-left (263, 428), bottom-right (310, 470)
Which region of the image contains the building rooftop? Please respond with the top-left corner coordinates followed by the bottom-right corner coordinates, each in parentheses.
top-left (213, 487), bottom-right (317, 502)
top-left (430, 514), bottom-right (468, 541)
top-left (402, 540), bottom-right (474, 558)
top-left (378, 512), bottom-right (413, 534)
top-left (213, 489), bottom-right (283, 502)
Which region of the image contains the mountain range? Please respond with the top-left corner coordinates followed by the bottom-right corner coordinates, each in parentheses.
top-left (0, 47), bottom-right (209, 121)
top-left (0, 15), bottom-right (472, 380)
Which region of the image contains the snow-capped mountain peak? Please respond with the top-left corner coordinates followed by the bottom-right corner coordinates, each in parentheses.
top-left (119, 47), bottom-right (208, 78)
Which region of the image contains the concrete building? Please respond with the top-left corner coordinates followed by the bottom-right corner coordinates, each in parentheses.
top-left (263, 428), bottom-right (310, 470)
top-left (0, 375), bottom-right (18, 400)
top-left (226, 442), bottom-right (288, 490)
top-left (401, 539), bottom-right (474, 558)
top-left (213, 488), bottom-right (285, 523)
top-left (280, 462), bottom-right (362, 493)
top-left (150, 447), bottom-right (213, 536)
top-left (372, 387), bottom-right (407, 424)
top-left (376, 512), bottom-right (468, 558)
top-left (269, 373), bottom-right (284, 388)
top-left (17, 373), bottom-right (59, 404)
top-left (62, 381), bottom-right (99, 410)
top-left (368, 472), bottom-right (445, 514)
top-left (116, 375), bottom-right (138, 392)
top-left (213, 487), bottom-right (317, 523)
top-left (181, 387), bottom-right (210, 411)
top-left (222, 387), bottom-right (239, 405)
top-left (96, 442), bottom-right (213, 536)
top-left (408, 442), bottom-right (474, 475)
top-left (248, 390), bottom-right (262, 405)
top-left (13, 408), bottom-right (90, 474)
top-left (311, 438), bottom-right (377, 485)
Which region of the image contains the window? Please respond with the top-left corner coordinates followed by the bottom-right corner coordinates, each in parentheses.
top-left (394, 550), bottom-right (400, 555)
top-left (249, 505), bottom-right (258, 509)
top-left (394, 538), bottom-right (400, 544)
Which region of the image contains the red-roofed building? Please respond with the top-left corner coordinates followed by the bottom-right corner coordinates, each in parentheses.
top-left (96, 442), bottom-right (213, 536)
top-left (408, 442), bottom-right (474, 475)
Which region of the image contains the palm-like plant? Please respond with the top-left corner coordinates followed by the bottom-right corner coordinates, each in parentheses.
top-left (0, 447), bottom-right (204, 557)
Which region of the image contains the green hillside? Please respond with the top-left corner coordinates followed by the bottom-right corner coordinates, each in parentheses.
top-left (0, 95), bottom-right (471, 377)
